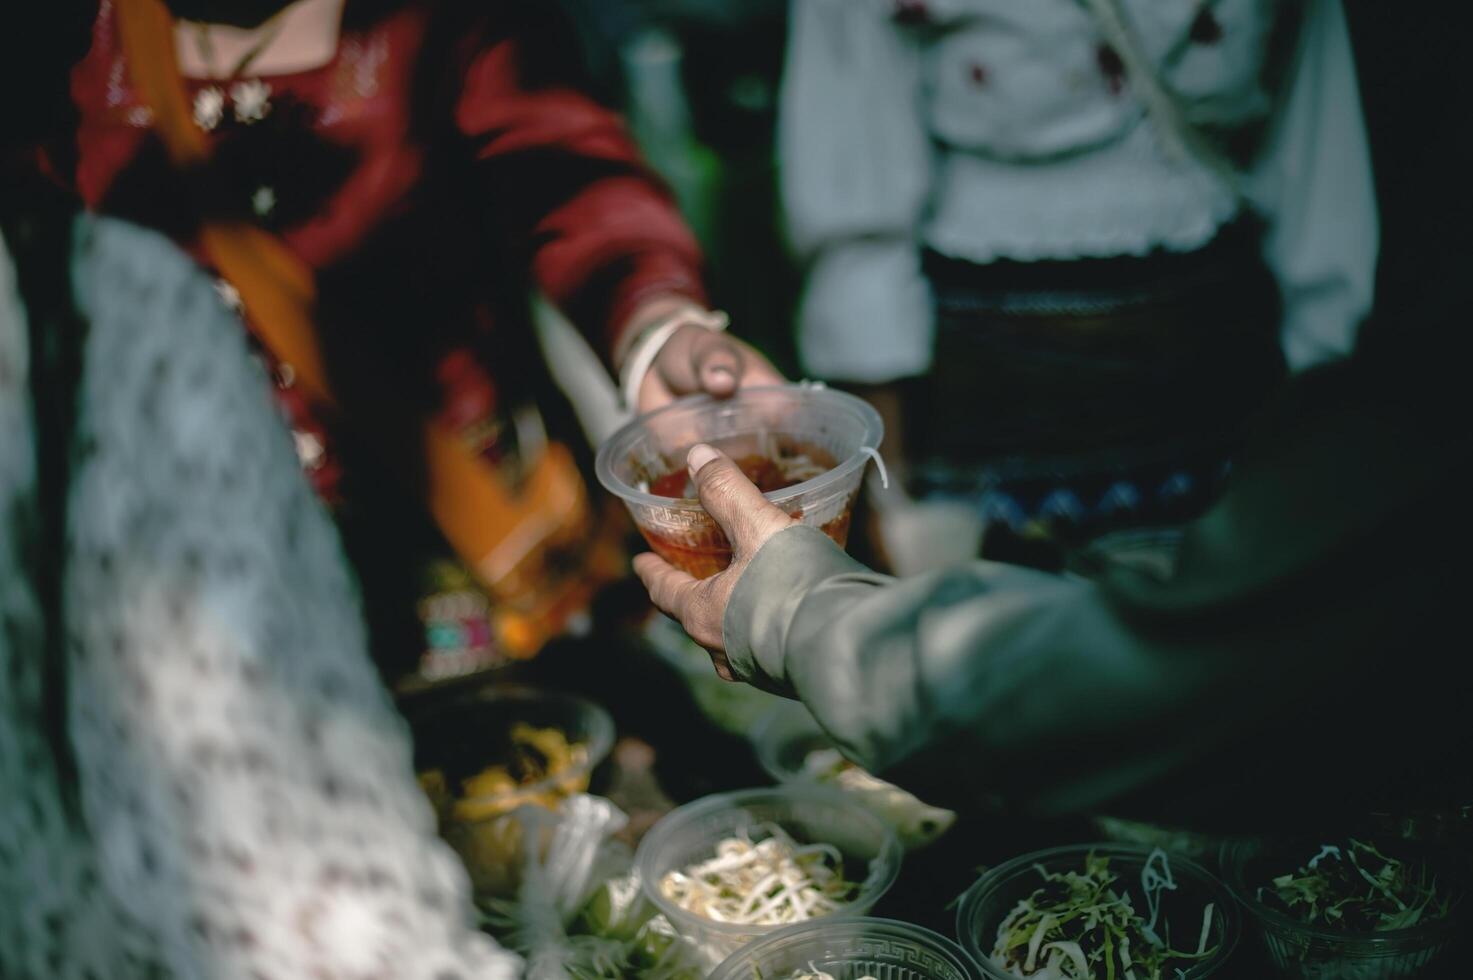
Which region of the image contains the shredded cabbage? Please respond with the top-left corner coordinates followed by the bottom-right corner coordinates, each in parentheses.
top-left (988, 850), bottom-right (1218, 980)
top-left (1258, 838), bottom-right (1453, 934)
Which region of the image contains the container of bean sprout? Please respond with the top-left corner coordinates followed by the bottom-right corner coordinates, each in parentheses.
top-left (596, 385), bottom-right (884, 579)
top-left (1221, 836), bottom-right (1469, 980)
top-left (636, 786), bottom-right (903, 970)
top-left (956, 844), bottom-right (1238, 980)
top-left (708, 917), bottom-right (984, 980)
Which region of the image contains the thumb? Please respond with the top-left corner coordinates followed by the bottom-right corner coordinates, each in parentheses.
top-left (691, 337), bottom-right (741, 396)
top-left (686, 444), bottom-right (794, 556)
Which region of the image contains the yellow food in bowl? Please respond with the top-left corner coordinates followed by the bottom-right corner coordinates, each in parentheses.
top-left (418, 724), bottom-right (592, 894)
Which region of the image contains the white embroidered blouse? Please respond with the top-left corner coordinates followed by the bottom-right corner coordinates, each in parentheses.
top-left (780, 0), bottom-right (1378, 380)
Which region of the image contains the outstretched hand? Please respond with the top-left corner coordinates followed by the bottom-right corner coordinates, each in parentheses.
top-left (639, 325), bottom-right (785, 413)
top-left (633, 444), bottom-right (795, 678)
top-left (629, 298), bottom-right (786, 414)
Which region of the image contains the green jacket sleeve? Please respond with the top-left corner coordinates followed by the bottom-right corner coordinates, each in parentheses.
top-left (723, 528), bottom-right (1259, 818)
top-left (722, 365), bottom-right (1471, 825)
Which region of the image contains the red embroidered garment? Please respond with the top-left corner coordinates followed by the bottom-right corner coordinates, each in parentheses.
top-left (67, 0), bottom-right (706, 499)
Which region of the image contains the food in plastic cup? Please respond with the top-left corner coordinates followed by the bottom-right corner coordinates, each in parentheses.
top-left (595, 385), bottom-right (884, 578)
top-left (956, 843), bottom-right (1239, 980)
top-left (408, 686), bottom-right (615, 896)
top-left (708, 916), bottom-right (984, 980)
top-left (635, 785), bottom-right (902, 970)
top-left (1220, 837), bottom-right (1470, 980)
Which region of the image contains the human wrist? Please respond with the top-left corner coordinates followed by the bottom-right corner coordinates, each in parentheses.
top-left (614, 296), bottom-right (703, 370)
top-left (618, 303), bottom-right (730, 410)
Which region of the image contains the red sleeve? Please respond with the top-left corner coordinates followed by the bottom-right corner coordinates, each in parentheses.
top-left (453, 13), bottom-right (707, 364)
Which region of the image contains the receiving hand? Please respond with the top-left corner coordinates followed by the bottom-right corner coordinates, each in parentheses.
top-left (633, 444), bottom-right (795, 678)
top-left (624, 299), bottom-right (785, 414)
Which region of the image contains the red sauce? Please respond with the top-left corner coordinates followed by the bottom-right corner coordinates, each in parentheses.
top-left (640, 510), bottom-right (853, 580)
top-left (647, 454), bottom-right (815, 498)
top-left (639, 448), bottom-right (853, 579)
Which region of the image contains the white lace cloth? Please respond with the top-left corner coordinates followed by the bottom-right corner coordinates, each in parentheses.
top-left (0, 218), bottom-right (521, 980)
top-left (780, 0), bottom-right (1378, 380)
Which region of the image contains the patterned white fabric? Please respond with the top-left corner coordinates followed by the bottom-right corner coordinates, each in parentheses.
top-left (780, 0), bottom-right (1377, 380)
top-left (0, 218), bottom-right (520, 980)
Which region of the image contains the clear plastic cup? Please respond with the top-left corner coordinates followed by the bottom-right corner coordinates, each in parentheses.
top-left (751, 702), bottom-right (956, 850)
top-left (595, 385), bottom-right (884, 578)
top-left (957, 844), bottom-right (1239, 979)
top-left (635, 786), bottom-right (903, 970)
top-left (709, 916), bottom-right (984, 980)
top-left (751, 701), bottom-right (839, 784)
top-left (1221, 837), bottom-right (1470, 980)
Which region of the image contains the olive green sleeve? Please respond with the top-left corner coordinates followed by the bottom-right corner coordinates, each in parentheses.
top-left (722, 525), bottom-right (1239, 816)
top-left (720, 481), bottom-right (1444, 822)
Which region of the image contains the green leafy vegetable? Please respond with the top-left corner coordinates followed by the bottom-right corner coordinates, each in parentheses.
top-left (989, 850), bottom-right (1218, 980)
top-left (1257, 839), bottom-right (1452, 933)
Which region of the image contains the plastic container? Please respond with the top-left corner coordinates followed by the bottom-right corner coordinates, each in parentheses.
top-left (1091, 815), bottom-right (1229, 865)
top-left (710, 917), bottom-right (984, 980)
top-left (957, 844), bottom-right (1239, 979)
top-left (751, 701), bottom-right (840, 785)
top-left (596, 384), bottom-right (884, 578)
top-left (1221, 837), bottom-right (1469, 980)
top-left (751, 702), bottom-right (956, 850)
top-left (409, 686), bottom-right (615, 812)
top-left (408, 686), bottom-right (616, 895)
top-left (636, 786), bottom-right (903, 970)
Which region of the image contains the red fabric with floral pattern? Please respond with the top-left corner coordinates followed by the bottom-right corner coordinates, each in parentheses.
top-left (67, 0), bottom-right (705, 499)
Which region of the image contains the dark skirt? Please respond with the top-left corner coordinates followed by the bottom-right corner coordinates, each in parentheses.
top-left (912, 219), bottom-right (1286, 548)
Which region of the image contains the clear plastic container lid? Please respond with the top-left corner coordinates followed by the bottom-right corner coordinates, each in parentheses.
top-left (709, 916), bottom-right (984, 980)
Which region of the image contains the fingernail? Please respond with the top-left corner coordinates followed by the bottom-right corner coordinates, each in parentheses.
top-left (687, 443), bottom-right (719, 479)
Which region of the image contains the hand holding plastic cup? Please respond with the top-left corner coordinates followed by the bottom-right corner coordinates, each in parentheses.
top-left (596, 384), bottom-right (884, 578)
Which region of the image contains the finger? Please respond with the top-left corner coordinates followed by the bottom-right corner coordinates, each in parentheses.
top-left (730, 340), bottom-right (786, 387)
top-left (632, 552), bottom-right (699, 620)
top-left (691, 336), bottom-right (741, 397)
top-left (686, 444), bottom-right (794, 554)
top-left (707, 648), bottom-right (737, 682)
top-left (650, 324), bottom-right (702, 396)
top-left (635, 368), bottom-right (677, 415)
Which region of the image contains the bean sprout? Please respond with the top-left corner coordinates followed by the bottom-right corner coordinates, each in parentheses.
top-left (659, 823), bottom-right (860, 926)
